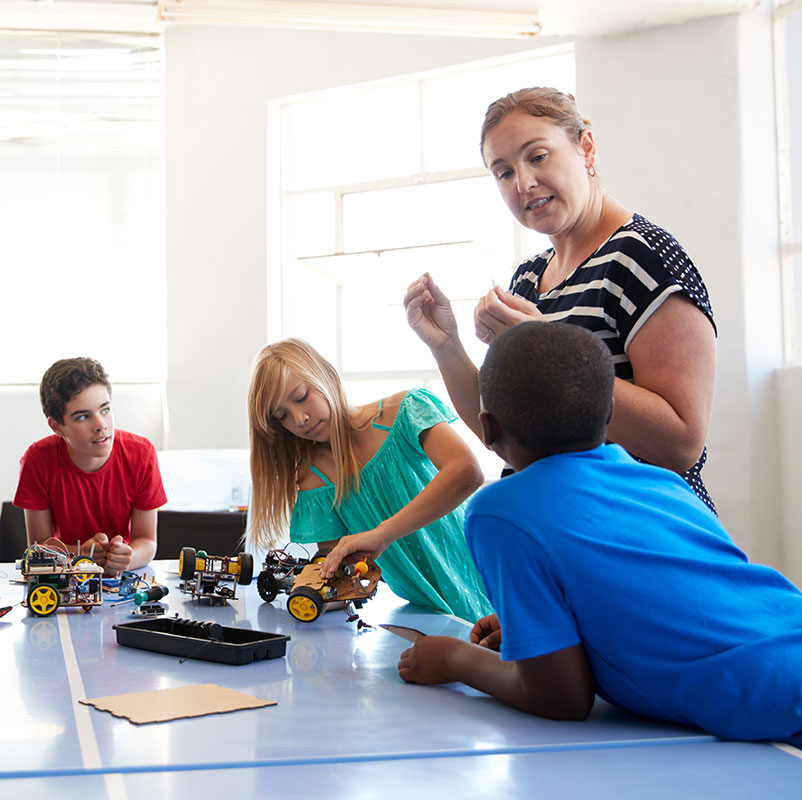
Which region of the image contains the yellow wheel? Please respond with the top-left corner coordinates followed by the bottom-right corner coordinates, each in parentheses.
top-left (28, 585), bottom-right (60, 617)
top-left (73, 557), bottom-right (96, 582)
top-left (179, 547), bottom-right (197, 581)
top-left (287, 586), bottom-right (323, 622)
top-left (237, 553), bottom-right (254, 585)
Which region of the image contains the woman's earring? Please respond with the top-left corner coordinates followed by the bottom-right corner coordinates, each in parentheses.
top-left (587, 164), bottom-right (597, 177)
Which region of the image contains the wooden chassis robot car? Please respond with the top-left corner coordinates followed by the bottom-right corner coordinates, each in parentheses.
top-left (284, 559), bottom-right (381, 623)
top-left (17, 543), bottom-right (103, 617)
top-left (178, 547), bottom-right (254, 604)
top-left (257, 548), bottom-right (381, 623)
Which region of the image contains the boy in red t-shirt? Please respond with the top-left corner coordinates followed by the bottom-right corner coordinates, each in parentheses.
top-left (14, 357), bottom-right (166, 572)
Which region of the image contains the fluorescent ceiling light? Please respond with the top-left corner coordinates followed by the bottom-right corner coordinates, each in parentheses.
top-left (157, 0), bottom-right (542, 39)
top-left (19, 48), bottom-right (134, 56)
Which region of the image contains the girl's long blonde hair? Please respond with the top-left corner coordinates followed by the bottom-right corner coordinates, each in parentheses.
top-left (247, 338), bottom-right (362, 549)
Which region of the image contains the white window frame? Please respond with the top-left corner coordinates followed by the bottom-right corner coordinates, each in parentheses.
top-left (266, 44), bottom-right (574, 387)
top-left (774, 0), bottom-right (802, 363)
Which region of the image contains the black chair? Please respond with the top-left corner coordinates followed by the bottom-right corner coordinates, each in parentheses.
top-left (0, 502), bottom-right (27, 562)
top-left (155, 510), bottom-right (247, 560)
top-left (0, 503), bottom-right (247, 562)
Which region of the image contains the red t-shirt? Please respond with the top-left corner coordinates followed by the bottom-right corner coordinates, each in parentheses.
top-left (13, 430), bottom-right (167, 545)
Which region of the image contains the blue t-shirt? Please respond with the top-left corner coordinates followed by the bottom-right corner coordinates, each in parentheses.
top-left (465, 444), bottom-right (802, 743)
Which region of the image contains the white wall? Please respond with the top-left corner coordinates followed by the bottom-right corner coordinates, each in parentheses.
top-left (163, 11), bottom-right (799, 575)
top-left (577, 7), bottom-right (785, 570)
top-left (163, 26), bottom-right (542, 451)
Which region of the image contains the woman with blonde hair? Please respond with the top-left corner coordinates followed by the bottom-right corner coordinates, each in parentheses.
top-left (247, 338), bottom-right (492, 621)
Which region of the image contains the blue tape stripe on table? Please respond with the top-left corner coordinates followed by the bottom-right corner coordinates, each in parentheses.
top-left (2, 743), bottom-right (802, 799)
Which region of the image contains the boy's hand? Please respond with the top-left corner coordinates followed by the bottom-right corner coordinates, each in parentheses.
top-left (470, 613), bottom-right (502, 650)
top-left (104, 535), bottom-right (133, 574)
top-left (83, 532), bottom-right (110, 566)
top-left (398, 635), bottom-right (466, 685)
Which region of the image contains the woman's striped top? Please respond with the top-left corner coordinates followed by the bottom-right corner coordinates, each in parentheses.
top-left (509, 213), bottom-right (717, 512)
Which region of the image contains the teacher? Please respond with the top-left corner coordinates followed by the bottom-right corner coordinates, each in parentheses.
top-left (404, 87), bottom-right (717, 511)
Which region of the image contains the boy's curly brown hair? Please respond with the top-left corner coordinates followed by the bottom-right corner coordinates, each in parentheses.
top-left (40, 357), bottom-right (111, 423)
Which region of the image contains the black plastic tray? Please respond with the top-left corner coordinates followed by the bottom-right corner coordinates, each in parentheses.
top-left (113, 616), bottom-right (290, 665)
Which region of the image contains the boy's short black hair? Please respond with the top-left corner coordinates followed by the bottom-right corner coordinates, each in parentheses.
top-left (40, 358), bottom-right (111, 423)
top-left (479, 322), bottom-right (614, 455)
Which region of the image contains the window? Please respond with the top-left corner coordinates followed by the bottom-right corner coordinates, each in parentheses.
top-left (270, 46), bottom-right (575, 473)
top-left (0, 31), bottom-right (163, 383)
top-left (775, 2), bottom-right (802, 362)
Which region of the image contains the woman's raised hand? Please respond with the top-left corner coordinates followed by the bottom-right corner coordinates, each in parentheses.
top-left (474, 286), bottom-right (544, 343)
top-left (404, 273), bottom-right (459, 352)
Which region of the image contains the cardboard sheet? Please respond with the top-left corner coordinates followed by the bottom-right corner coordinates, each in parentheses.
top-left (80, 683), bottom-right (276, 725)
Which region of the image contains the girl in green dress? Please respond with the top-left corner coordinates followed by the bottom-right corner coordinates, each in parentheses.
top-left (247, 338), bottom-right (492, 621)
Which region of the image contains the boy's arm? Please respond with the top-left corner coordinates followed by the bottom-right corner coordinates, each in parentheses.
top-left (129, 507), bottom-right (158, 568)
top-left (24, 508), bottom-right (54, 546)
top-left (398, 635), bottom-right (595, 721)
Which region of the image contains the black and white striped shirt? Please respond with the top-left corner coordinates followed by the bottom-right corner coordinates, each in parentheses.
top-left (510, 213), bottom-right (717, 512)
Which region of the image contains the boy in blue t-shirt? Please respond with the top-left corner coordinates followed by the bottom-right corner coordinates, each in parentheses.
top-left (398, 321), bottom-right (802, 745)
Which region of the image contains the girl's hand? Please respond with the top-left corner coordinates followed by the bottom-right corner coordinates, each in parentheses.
top-left (319, 529), bottom-right (390, 580)
top-left (470, 613), bottom-right (502, 650)
top-left (398, 635), bottom-right (466, 684)
top-left (474, 286), bottom-right (544, 344)
top-left (404, 273), bottom-right (460, 352)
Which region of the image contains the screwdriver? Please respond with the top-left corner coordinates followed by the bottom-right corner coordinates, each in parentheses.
top-left (111, 585), bottom-right (169, 606)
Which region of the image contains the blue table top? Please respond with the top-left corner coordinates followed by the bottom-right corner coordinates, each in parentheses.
top-left (1, 558), bottom-right (799, 796)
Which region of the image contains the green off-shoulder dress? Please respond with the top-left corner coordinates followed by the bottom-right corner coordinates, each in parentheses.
top-left (290, 388), bottom-right (492, 622)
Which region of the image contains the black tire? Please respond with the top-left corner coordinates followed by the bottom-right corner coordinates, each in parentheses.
top-left (179, 547), bottom-right (197, 581)
top-left (237, 552), bottom-right (254, 585)
top-left (287, 585), bottom-right (324, 623)
top-left (257, 571), bottom-right (280, 603)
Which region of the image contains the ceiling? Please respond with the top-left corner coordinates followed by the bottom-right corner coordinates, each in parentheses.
top-left (0, 0), bottom-right (756, 39)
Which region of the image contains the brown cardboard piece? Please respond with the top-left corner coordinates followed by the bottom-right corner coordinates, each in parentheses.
top-left (80, 683), bottom-right (276, 725)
